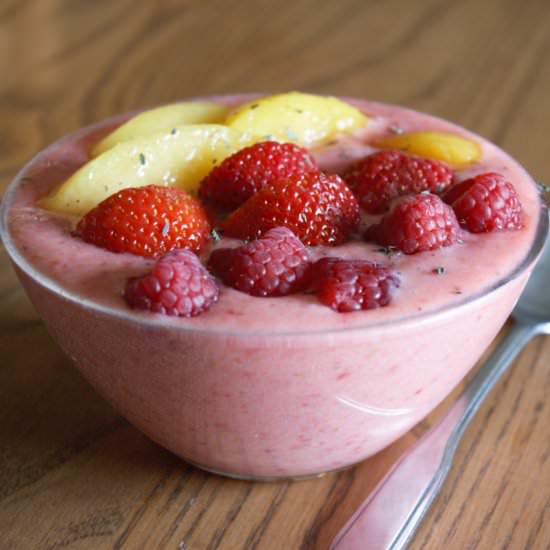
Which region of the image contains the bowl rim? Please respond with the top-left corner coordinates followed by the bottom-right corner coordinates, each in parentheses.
top-left (1, 99), bottom-right (548, 337)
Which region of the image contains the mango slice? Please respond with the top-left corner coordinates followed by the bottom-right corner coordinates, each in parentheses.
top-left (91, 102), bottom-right (229, 156)
top-left (375, 131), bottom-right (481, 166)
top-left (41, 125), bottom-right (248, 216)
top-left (226, 92), bottom-right (368, 147)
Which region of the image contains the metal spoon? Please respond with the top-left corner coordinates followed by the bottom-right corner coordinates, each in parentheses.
top-left (331, 208), bottom-right (550, 550)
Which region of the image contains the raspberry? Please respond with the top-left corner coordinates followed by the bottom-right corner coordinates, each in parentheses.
top-left (443, 172), bottom-right (523, 233)
top-left (344, 150), bottom-right (453, 214)
top-left (208, 227), bottom-right (311, 297)
top-left (199, 141), bottom-right (318, 208)
top-left (222, 172), bottom-right (359, 246)
top-left (312, 257), bottom-right (400, 312)
top-left (76, 185), bottom-right (211, 257)
top-left (124, 249), bottom-right (219, 317)
top-left (366, 193), bottom-right (461, 254)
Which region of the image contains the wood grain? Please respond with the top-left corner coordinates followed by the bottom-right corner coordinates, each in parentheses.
top-left (1, 1), bottom-right (550, 548)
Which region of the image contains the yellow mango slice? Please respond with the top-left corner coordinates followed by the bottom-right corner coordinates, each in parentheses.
top-left (40, 125), bottom-right (248, 216)
top-left (226, 92), bottom-right (368, 147)
top-left (91, 102), bottom-right (229, 156)
top-left (375, 131), bottom-right (481, 166)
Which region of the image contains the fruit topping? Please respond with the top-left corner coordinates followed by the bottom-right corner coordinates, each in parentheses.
top-left (444, 172), bottom-right (523, 232)
top-left (312, 257), bottom-right (400, 312)
top-left (91, 101), bottom-right (229, 156)
top-left (375, 131), bottom-right (481, 167)
top-left (40, 125), bottom-right (248, 216)
top-left (76, 185), bottom-right (211, 257)
top-left (124, 249), bottom-right (219, 317)
top-left (209, 227), bottom-right (311, 297)
top-left (344, 150), bottom-right (453, 213)
top-left (199, 141), bottom-right (318, 208)
top-left (226, 92), bottom-right (368, 147)
top-left (222, 172), bottom-right (360, 246)
top-left (366, 193), bottom-right (462, 254)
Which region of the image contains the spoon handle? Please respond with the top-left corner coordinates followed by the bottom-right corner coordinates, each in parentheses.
top-left (331, 322), bottom-right (538, 550)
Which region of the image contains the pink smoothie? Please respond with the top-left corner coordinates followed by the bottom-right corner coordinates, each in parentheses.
top-left (1, 95), bottom-right (546, 478)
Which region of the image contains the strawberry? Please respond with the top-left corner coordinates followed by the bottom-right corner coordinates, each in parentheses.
top-left (443, 172), bottom-right (523, 233)
top-left (366, 193), bottom-right (461, 254)
top-left (312, 257), bottom-right (400, 312)
top-left (208, 227), bottom-right (311, 297)
top-left (344, 150), bottom-right (454, 214)
top-left (76, 185), bottom-right (211, 257)
top-left (124, 249), bottom-right (219, 317)
top-left (199, 141), bottom-right (318, 208)
top-left (222, 172), bottom-right (359, 246)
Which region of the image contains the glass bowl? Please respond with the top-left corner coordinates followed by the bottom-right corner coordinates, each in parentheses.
top-left (1, 102), bottom-right (548, 480)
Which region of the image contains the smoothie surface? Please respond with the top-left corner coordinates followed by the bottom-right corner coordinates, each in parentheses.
top-left (4, 96), bottom-right (543, 333)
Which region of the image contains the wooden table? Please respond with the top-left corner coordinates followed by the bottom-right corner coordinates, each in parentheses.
top-left (1, 1), bottom-right (550, 548)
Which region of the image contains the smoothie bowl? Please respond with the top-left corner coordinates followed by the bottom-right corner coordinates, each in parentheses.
top-left (1, 93), bottom-right (547, 479)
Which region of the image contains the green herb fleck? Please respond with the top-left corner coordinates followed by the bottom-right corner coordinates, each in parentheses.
top-left (250, 103), bottom-right (259, 110)
top-left (161, 220), bottom-right (170, 237)
top-left (139, 153), bottom-right (146, 166)
top-left (262, 134), bottom-right (276, 141)
top-left (377, 246), bottom-right (401, 257)
top-left (389, 125), bottom-right (404, 134)
top-left (171, 128), bottom-right (178, 135)
top-left (211, 228), bottom-right (222, 241)
top-left (432, 266), bottom-right (446, 275)
top-left (295, 108), bottom-right (304, 114)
